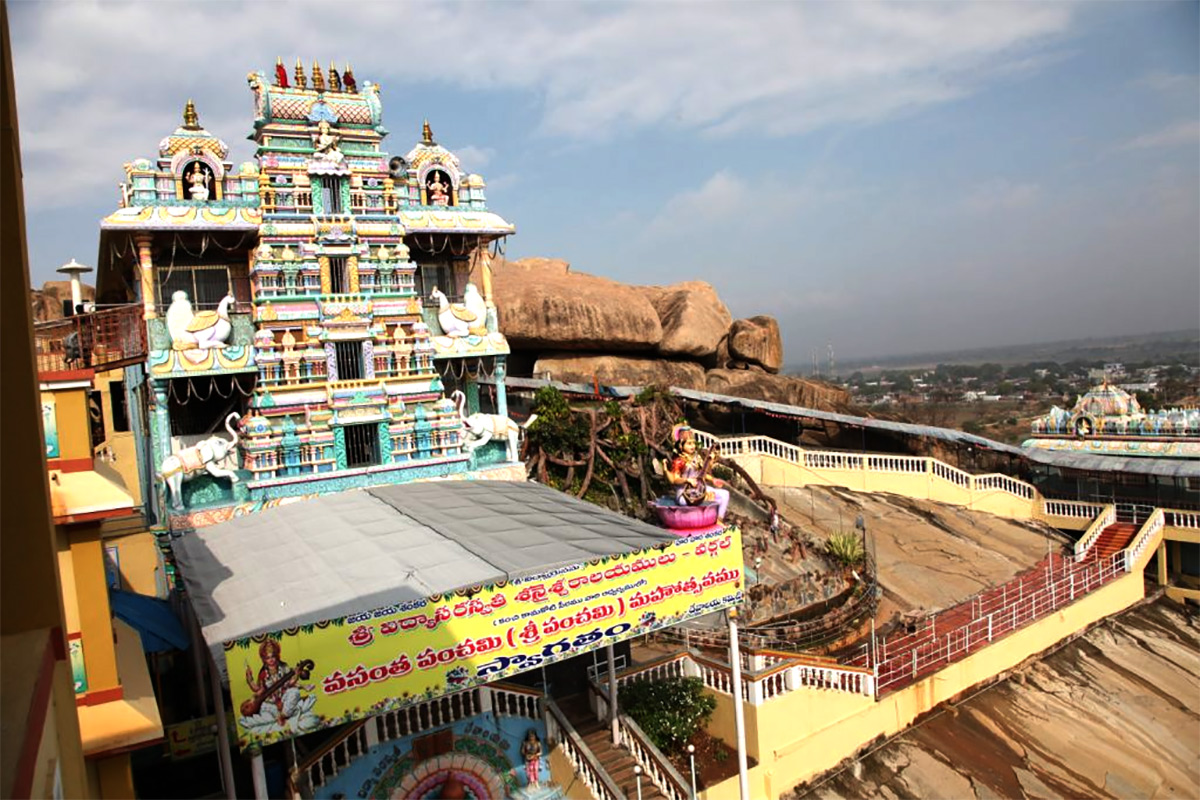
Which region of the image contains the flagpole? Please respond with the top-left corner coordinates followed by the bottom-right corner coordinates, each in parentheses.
top-left (728, 609), bottom-right (750, 800)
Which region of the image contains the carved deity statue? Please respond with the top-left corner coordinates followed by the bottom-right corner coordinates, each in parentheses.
top-left (187, 162), bottom-right (210, 201)
top-left (311, 120), bottom-right (344, 164)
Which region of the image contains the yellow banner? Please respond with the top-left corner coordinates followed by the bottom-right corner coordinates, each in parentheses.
top-left (224, 526), bottom-right (743, 750)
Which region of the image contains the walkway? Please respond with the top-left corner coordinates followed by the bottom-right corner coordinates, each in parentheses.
top-left (558, 694), bottom-right (667, 800)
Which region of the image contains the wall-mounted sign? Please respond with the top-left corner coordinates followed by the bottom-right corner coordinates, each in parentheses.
top-left (69, 636), bottom-right (87, 695)
top-left (165, 714), bottom-right (235, 761)
top-left (42, 394), bottom-right (60, 458)
top-left (224, 526), bottom-right (744, 750)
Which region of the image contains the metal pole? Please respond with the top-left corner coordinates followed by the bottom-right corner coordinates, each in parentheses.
top-left (728, 611), bottom-right (751, 800)
top-left (250, 748), bottom-right (269, 800)
top-left (688, 744), bottom-right (697, 800)
top-left (607, 643), bottom-right (619, 746)
top-left (634, 765), bottom-right (643, 800)
top-left (209, 652), bottom-right (237, 800)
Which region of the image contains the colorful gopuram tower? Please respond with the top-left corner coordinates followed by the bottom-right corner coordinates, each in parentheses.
top-left (95, 61), bottom-right (517, 532)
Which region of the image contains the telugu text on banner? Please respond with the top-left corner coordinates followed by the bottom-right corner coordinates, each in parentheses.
top-left (224, 525), bottom-right (743, 749)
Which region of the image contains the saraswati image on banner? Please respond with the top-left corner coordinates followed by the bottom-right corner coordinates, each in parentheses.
top-left (224, 526), bottom-right (744, 749)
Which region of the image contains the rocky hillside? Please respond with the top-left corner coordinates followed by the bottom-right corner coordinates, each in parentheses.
top-left (492, 257), bottom-right (850, 411)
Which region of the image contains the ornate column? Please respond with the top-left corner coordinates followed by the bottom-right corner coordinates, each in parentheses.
top-left (494, 356), bottom-right (508, 419)
top-left (135, 233), bottom-right (156, 319)
top-left (151, 380), bottom-right (171, 466)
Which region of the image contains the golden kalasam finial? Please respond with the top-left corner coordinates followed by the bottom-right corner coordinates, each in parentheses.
top-left (294, 58), bottom-right (307, 89)
top-left (328, 62), bottom-right (341, 93)
top-left (422, 119), bottom-right (435, 145)
top-left (183, 99), bottom-right (200, 129)
top-left (311, 60), bottom-right (325, 92)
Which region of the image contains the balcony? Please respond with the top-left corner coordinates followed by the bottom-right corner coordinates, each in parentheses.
top-left (34, 304), bottom-right (147, 379)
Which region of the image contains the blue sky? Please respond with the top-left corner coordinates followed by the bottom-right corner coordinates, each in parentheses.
top-left (11, 1), bottom-right (1198, 363)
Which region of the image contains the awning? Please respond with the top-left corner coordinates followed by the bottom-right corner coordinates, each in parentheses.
top-left (173, 480), bottom-right (678, 680)
top-left (109, 589), bottom-right (190, 653)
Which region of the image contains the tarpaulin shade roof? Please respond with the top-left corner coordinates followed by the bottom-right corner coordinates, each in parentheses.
top-left (173, 481), bottom-right (676, 679)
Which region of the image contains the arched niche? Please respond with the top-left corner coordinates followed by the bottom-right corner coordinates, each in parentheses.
top-left (419, 165), bottom-right (457, 207)
top-left (172, 152), bottom-right (225, 202)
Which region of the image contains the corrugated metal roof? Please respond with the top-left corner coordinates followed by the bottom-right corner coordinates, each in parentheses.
top-left (173, 480), bottom-right (675, 678)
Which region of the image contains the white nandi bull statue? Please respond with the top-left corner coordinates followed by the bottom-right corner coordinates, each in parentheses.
top-left (159, 412), bottom-right (241, 511)
top-left (450, 390), bottom-right (536, 463)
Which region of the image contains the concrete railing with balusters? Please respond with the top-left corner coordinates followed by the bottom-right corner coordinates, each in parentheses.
top-left (1043, 499), bottom-right (1107, 521)
top-left (692, 432), bottom-right (1042, 516)
top-left (617, 713), bottom-right (692, 800)
top-left (545, 698), bottom-right (622, 800)
top-left (1123, 508), bottom-right (1164, 573)
top-left (1165, 509), bottom-right (1200, 529)
top-left (1073, 504), bottom-right (1116, 561)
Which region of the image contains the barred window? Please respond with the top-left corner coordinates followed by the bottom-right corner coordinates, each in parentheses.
top-left (334, 340), bottom-right (363, 381)
top-left (329, 257), bottom-right (349, 294)
top-left (157, 263), bottom-right (249, 311)
top-left (344, 422), bottom-right (380, 469)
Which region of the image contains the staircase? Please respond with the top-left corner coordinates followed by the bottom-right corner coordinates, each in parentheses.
top-left (558, 695), bottom-right (667, 800)
top-left (1089, 522), bottom-right (1138, 560)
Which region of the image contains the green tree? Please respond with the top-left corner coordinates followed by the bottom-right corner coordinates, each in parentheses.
top-left (621, 677), bottom-right (717, 754)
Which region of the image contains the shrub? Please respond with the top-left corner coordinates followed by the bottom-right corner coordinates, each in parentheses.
top-left (825, 530), bottom-right (865, 568)
top-left (620, 677), bottom-right (716, 755)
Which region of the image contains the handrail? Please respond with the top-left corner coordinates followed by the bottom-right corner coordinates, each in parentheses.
top-left (1124, 509), bottom-right (1164, 573)
top-left (1074, 505), bottom-right (1116, 561)
top-left (290, 719), bottom-right (369, 798)
top-left (1043, 499), bottom-right (1106, 520)
top-left (1165, 509), bottom-right (1200, 529)
top-left (618, 713), bottom-right (692, 800)
top-left (544, 698), bottom-right (622, 800)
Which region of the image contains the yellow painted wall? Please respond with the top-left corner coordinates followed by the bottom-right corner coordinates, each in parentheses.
top-left (45, 388), bottom-right (91, 463)
top-left (55, 529), bottom-right (80, 633)
top-left (700, 569), bottom-right (1147, 799)
top-left (105, 531), bottom-right (162, 597)
top-left (90, 371), bottom-right (142, 505)
top-left (68, 525), bottom-right (118, 693)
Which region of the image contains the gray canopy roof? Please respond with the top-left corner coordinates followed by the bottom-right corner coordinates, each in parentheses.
top-left (173, 480), bottom-right (676, 679)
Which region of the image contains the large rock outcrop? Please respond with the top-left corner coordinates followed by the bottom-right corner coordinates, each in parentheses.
top-left (492, 257), bottom-right (849, 413)
top-left (728, 316), bottom-right (783, 373)
top-left (532, 354), bottom-right (706, 391)
top-left (705, 369), bottom-right (850, 409)
top-left (492, 258), bottom-right (662, 352)
top-left (639, 281), bottom-right (732, 359)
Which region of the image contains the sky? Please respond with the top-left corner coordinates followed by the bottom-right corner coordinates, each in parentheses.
top-left (10, 1), bottom-right (1199, 364)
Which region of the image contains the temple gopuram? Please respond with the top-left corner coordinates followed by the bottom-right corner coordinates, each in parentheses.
top-left (93, 60), bottom-right (518, 532)
top-left (1025, 382), bottom-right (1200, 459)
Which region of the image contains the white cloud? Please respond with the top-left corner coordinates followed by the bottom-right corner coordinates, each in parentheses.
top-left (453, 145), bottom-right (495, 172)
top-left (1116, 120), bottom-right (1200, 152)
top-left (1130, 71), bottom-right (1197, 94)
top-left (9, 1), bottom-right (1076, 212)
top-left (965, 179), bottom-right (1042, 213)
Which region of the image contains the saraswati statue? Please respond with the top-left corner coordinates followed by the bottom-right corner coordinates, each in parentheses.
top-left (654, 423), bottom-right (730, 530)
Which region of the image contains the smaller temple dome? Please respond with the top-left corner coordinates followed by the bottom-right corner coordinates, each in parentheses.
top-left (158, 100), bottom-right (230, 160)
top-left (1073, 383), bottom-right (1142, 418)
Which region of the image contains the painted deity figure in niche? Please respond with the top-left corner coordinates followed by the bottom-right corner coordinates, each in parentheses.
top-left (666, 423), bottom-right (730, 522)
top-left (427, 170), bottom-right (450, 206)
top-left (521, 729), bottom-right (543, 788)
top-left (311, 120), bottom-right (344, 164)
top-left (187, 162), bottom-right (210, 201)
top-left (239, 639), bottom-right (319, 735)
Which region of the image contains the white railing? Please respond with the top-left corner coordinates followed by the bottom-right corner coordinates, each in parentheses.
top-left (375, 686), bottom-right (485, 743)
top-left (617, 714), bottom-right (692, 800)
top-left (931, 460), bottom-right (972, 488)
top-left (1124, 509), bottom-right (1164, 573)
top-left (1043, 499), bottom-right (1106, 520)
top-left (1074, 505), bottom-right (1116, 561)
top-left (291, 720), bottom-right (370, 797)
top-left (1165, 510), bottom-right (1200, 529)
top-left (545, 699), bottom-right (621, 800)
top-left (695, 432), bottom-right (1041, 506)
top-left (485, 683), bottom-right (543, 720)
top-left (973, 473), bottom-right (1035, 500)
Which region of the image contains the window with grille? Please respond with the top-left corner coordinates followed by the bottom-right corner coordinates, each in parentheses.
top-left (319, 176), bottom-right (344, 214)
top-left (414, 261), bottom-right (457, 300)
top-left (334, 340), bottom-right (363, 381)
top-left (328, 257), bottom-right (349, 294)
top-left (344, 422), bottom-right (380, 469)
top-left (157, 263), bottom-right (249, 311)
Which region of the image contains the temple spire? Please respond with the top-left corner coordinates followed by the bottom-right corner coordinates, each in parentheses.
top-left (422, 119), bottom-right (435, 145)
top-left (342, 62), bottom-right (357, 93)
top-left (182, 99), bottom-right (200, 130)
top-left (294, 57), bottom-right (307, 89)
top-left (275, 56), bottom-right (289, 88)
top-left (311, 59), bottom-right (325, 92)
top-left (328, 61), bottom-right (341, 93)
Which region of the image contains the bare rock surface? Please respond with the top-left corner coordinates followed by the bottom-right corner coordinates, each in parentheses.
top-left (492, 258), bottom-right (662, 351)
top-left (769, 486), bottom-right (1056, 616)
top-left (532, 354), bottom-right (706, 391)
top-left (639, 281), bottom-right (732, 359)
top-left (728, 315), bottom-right (783, 372)
top-left (794, 598), bottom-right (1200, 800)
top-left (706, 369), bottom-right (852, 411)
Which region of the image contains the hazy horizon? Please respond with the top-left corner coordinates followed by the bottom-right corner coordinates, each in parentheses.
top-left (10, 2), bottom-right (1199, 361)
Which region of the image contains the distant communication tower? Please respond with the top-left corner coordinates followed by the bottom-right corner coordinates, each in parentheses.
top-left (811, 347), bottom-right (819, 378)
top-left (827, 342), bottom-right (835, 380)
